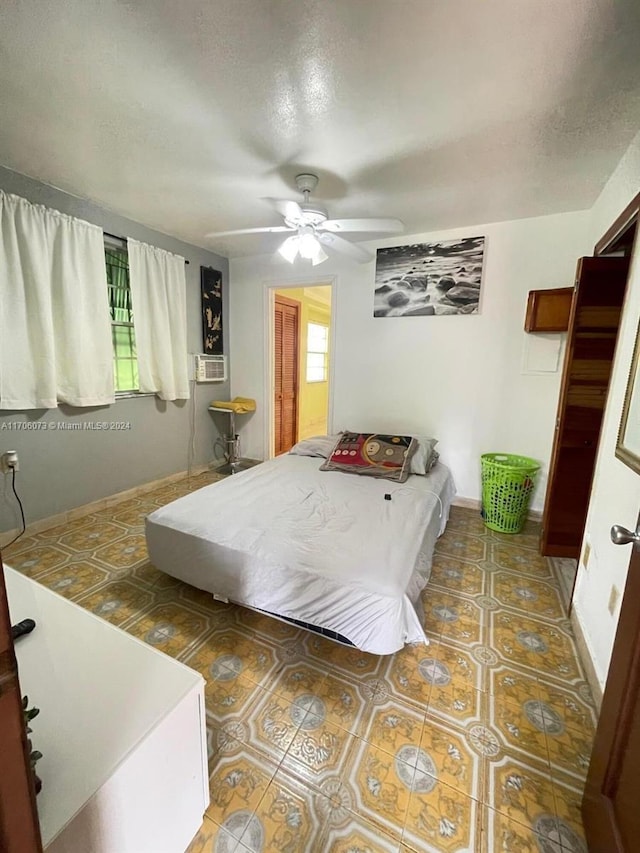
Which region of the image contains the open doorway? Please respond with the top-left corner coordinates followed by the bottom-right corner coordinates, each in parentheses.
top-left (271, 284), bottom-right (333, 457)
top-left (541, 195), bottom-right (639, 607)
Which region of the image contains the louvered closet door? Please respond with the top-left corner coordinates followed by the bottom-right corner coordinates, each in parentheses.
top-left (541, 256), bottom-right (630, 557)
top-left (274, 296), bottom-right (300, 455)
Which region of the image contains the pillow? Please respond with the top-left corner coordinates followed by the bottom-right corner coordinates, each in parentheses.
top-left (425, 450), bottom-right (440, 472)
top-left (288, 434), bottom-right (343, 459)
top-left (410, 436), bottom-right (439, 475)
top-left (319, 432), bottom-right (418, 482)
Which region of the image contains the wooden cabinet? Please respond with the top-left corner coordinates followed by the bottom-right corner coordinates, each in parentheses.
top-left (524, 287), bottom-right (573, 332)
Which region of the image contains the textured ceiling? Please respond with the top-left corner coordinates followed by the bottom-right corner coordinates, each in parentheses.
top-left (1, 0), bottom-right (639, 257)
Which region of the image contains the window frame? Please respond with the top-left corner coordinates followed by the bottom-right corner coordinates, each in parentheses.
top-left (305, 321), bottom-right (329, 384)
top-left (104, 237), bottom-right (143, 397)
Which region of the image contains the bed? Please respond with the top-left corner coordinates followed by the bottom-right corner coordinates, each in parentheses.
top-left (145, 453), bottom-right (455, 654)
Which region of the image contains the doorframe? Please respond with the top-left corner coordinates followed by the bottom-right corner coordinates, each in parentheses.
top-left (273, 292), bottom-right (302, 455)
top-left (560, 201), bottom-right (640, 609)
top-left (542, 196), bottom-right (640, 561)
top-left (263, 275), bottom-right (337, 460)
top-left (594, 190), bottom-right (640, 256)
top-left (580, 190), bottom-right (640, 850)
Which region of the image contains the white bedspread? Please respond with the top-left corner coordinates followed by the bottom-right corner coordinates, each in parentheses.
top-left (145, 455), bottom-right (455, 654)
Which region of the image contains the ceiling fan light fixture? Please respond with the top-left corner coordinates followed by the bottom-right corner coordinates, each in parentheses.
top-left (209, 172), bottom-right (403, 265)
top-left (279, 228), bottom-right (328, 266)
top-left (297, 228), bottom-right (320, 260)
top-left (311, 244), bottom-right (329, 266)
top-left (300, 231), bottom-right (328, 265)
top-left (278, 235), bottom-right (300, 264)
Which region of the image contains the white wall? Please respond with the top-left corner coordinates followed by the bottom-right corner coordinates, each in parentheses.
top-left (573, 130), bottom-right (640, 690)
top-left (230, 210), bottom-right (590, 511)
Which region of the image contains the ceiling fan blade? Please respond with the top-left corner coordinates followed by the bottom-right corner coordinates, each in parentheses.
top-left (205, 226), bottom-right (293, 238)
top-left (318, 232), bottom-right (373, 263)
top-left (319, 217), bottom-right (404, 234)
top-left (273, 200), bottom-right (304, 224)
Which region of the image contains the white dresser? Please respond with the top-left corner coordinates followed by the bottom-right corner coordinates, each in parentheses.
top-left (6, 567), bottom-right (209, 853)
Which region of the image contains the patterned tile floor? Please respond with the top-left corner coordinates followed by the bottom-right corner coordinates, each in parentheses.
top-left (5, 473), bottom-right (595, 853)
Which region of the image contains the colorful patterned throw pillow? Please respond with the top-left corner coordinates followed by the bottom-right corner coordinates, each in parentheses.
top-left (319, 432), bottom-right (418, 482)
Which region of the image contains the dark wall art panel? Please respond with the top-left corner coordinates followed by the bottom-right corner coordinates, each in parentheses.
top-left (201, 266), bottom-right (223, 353)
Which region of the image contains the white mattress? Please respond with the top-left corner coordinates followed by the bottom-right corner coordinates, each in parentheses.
top-left (145, 455), bottom-right (456, 654)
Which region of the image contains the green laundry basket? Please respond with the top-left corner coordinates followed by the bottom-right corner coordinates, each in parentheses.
top-left (480, 453), bottom-right (540, 534)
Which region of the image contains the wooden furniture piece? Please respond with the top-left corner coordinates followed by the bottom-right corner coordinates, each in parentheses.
top-left (274, 294), bottom-right (300, 455)
top-left (540, 257), bottom-right (630, 557)
top-left (524, 287), bottom-right (573, 332)
top-left (5, 567), bottom-right (208, 853)
top-left (0, 554), bottom-right (43, 853)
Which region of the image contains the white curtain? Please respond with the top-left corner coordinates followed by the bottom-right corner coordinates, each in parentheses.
top-left (127, 239), bottom-right (190, 401)
top-left (0, 191), bottom-right (114, 409)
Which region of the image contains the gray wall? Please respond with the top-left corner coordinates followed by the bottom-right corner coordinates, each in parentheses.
top-left (0, 166), bottom-right (230, 531)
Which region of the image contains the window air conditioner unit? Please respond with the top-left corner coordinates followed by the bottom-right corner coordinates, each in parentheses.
top-left (195, 354), bottom-right (227, 382)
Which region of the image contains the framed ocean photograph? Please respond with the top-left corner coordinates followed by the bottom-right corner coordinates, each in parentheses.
top-left (374, 236), bottom-right (485, 317)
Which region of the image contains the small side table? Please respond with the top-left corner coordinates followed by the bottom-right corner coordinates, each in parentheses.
top-left (208, 406), bottom-right (255, 475)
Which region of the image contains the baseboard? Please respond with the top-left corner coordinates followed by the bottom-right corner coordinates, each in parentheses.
top-left (2, 464), bottom-right (212, 541)
top-left (451, 496), bottom-right (542, 521)
top-left (451, 496), bottom-right (481, 511)
top-left (570, 608), bottom-right (603, 715)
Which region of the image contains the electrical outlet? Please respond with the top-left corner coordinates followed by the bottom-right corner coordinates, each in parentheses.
top-left (608, 584), bottom-right (620, 616)
top-left (581, 540), bottom-right (591, 570)
top-left (0, 450), bottom-right (19, 473)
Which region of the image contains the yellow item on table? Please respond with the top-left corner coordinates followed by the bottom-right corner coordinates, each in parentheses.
top-left (210, 396), bottom-right (256, 414)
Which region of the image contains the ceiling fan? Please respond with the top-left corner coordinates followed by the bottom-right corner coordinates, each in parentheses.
top-left (206, 173), bottom-right (404, 265)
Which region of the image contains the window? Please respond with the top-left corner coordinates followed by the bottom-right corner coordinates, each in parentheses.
top-left (105, 242), bottom-right (139, 393)
top-left (306, 322), bottom-right (329, 383)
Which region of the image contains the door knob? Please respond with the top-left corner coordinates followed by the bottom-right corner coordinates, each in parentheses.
top-left (610, 524), bottom-right (640, 546)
